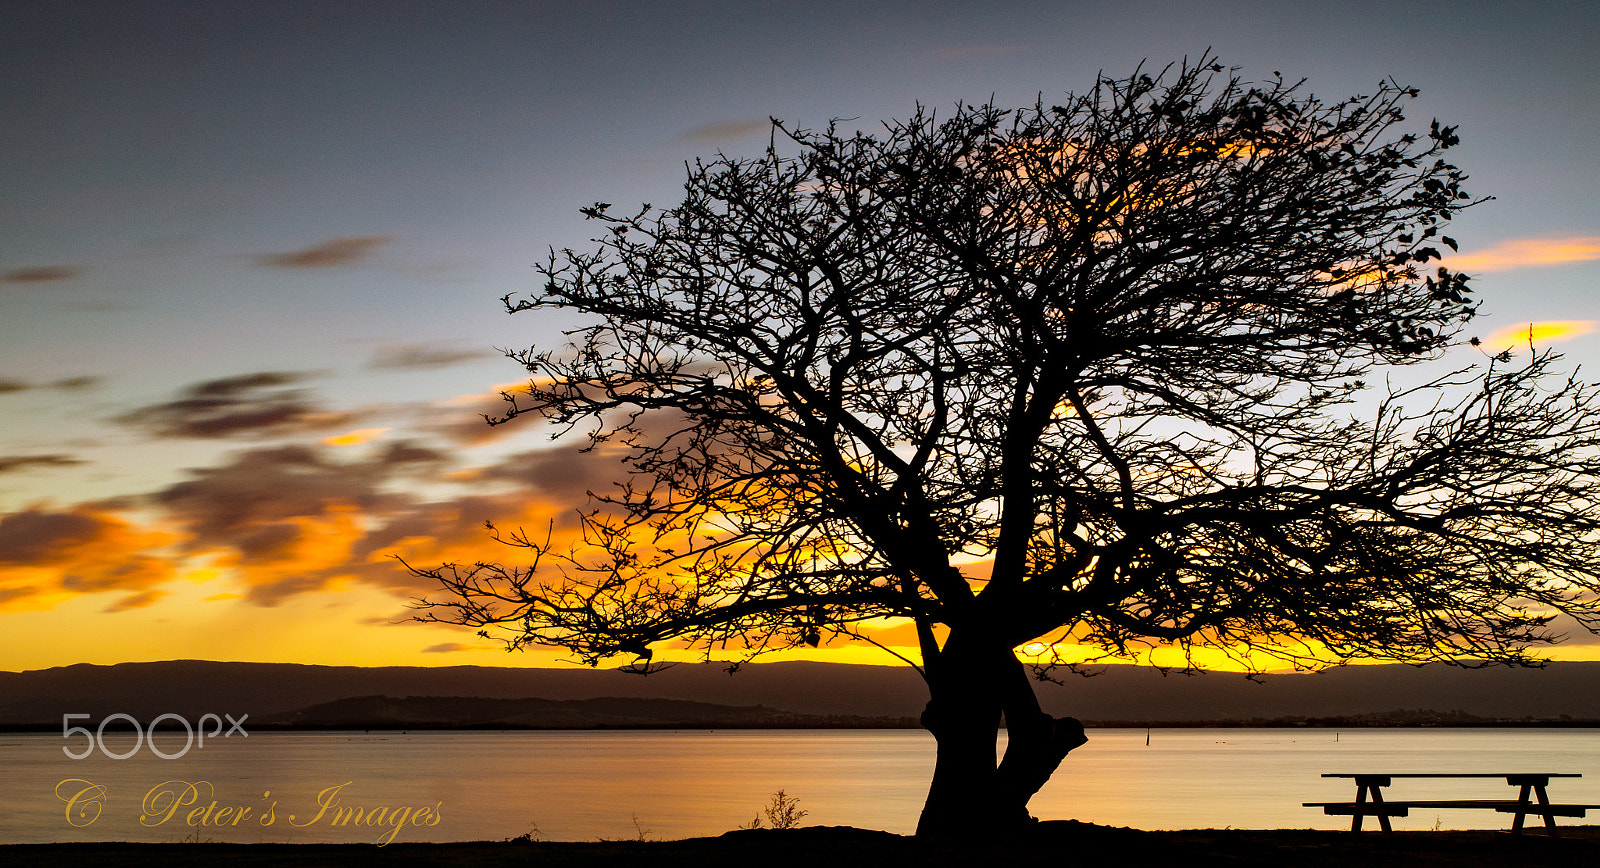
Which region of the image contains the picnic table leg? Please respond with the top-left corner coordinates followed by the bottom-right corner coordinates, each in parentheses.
top-left (1371, 784), bottom-right (1393, 834)
top-left (1535, 784), bottom-right (1559, 837)
top-left (1350, 782), bottom-right (1392, 833)
top-left (1350, 783), bottom-right (1372, 832)
top-left (1511, 783), bottom-right (1531, 835)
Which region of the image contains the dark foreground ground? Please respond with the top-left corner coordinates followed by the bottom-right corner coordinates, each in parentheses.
top-left (7, 824), bottom-right (1600, 868)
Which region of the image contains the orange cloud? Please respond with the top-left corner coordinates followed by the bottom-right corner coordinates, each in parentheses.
top-left (0, 506), bottom-right (180, 612)
top-left (1481, 320), bottom-right (1598, 350)
top-left (1443, 236), bottom-right (1600, 272)
top-left (258, 235), bottom-right (393, 268)
top-left (0, 406), bottom-right (685, 628)
top-left (134, 438), bottom-right (617, 605)
top-left (354, 494), bottom-right (589, 592)
top-left (206, 504), bottom-right (371, 602)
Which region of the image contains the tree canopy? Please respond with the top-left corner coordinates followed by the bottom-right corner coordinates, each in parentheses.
top-left (414, 56), bottom-right (1600, 832)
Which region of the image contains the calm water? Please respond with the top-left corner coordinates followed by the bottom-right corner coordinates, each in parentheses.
top-left (2, 728), bottom-right (1597, 844)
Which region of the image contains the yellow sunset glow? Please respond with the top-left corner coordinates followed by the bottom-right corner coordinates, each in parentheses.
top-left (324, 427), bottom-right (390, 446)
top-left (1443, 236), bottom-right (1600, 272)
top-left (0, 579), bottom-right (559, 672)
top-left (6, 548), bottom-right (1599, 671)
top-left (1482, 320), bottom-right (1598, 350)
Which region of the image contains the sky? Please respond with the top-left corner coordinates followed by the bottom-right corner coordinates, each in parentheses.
top-left (1, 0), bottom-right (1597, 673)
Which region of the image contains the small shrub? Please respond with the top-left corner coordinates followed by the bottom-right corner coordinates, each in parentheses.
top-left (507, 819), bottom-right (546, 843)
top-left (596, 814), bottom-right (655, 843)
top-left (763, 789), bottom-right (808, 830)
top-left (629, 813), bottom-right (654, 841)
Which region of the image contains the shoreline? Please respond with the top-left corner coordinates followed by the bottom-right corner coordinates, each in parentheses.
top-left (6, 824), bottom-right (1599, 867)
top-left (6, 719), bottom-right (1599, 733)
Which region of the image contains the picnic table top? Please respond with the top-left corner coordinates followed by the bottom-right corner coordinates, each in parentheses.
top-left (1322, 772), bottom-right (1582, 779)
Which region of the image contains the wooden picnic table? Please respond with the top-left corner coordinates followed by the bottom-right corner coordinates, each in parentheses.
top-left (1305, 772), bottom-right (1598, 835)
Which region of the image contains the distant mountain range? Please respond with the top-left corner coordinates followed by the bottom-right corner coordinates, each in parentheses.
top-left (255, 694), bottom-right (909, 729)
top-left (2, 659), bottom-right (1597, 729)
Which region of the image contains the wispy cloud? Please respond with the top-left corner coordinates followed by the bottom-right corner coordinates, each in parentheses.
top-left (0, 454), bottom-right (85, 474)
top-left (139, 442), bottom-right (483, 603)
top-left (0, 377), bottom-right (98, 394)
top-left (677, 118), bottom-right (771, 144)
top-left (420, 382), bottom-right (539, 444)
top-left (5, 370), bottom-right (641, 612)
top-left (195, 371), bottom-right (304, 395)
top-left (118, 370), bottom-right (354, 438)
top-left (422, 642), bottom-right (476, 653)
top-left (484, 443), bottom-right (638, 500)
top-left (1443, 236), bottom-right (1600, 272)
top-left (2, 265), bottom-right (81, 283)
top-left (166, 436), bottom-right (618, 604)
top-left (103, 589), bottom-right (166, 612)
top-left (367, 342), bottom-right (492, 370)
top-left (373, 441), bottom-right (449, 467)
top-left (0, 508), bottom-right (106, 563)
top-left (151, 444), bottom-right (401, 551)
top-left (1480, 320), bottom-right (1598, 350)
top-left (258, 235), bottom-right (393, 268)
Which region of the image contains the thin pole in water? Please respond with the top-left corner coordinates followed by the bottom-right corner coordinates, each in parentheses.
top-left (1146, 728), bottom-right (1150, 746)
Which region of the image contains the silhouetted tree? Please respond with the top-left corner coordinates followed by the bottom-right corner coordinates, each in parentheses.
top-left (413, 57), bottom-right (1600, 835)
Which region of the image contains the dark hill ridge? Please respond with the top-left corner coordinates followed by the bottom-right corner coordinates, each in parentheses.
top-left (255, 694), bottom-right (912, 729)
top-left (1, 659), bottom-right (1598, 727)
top-left (0, 659), bottom-right (930, 725)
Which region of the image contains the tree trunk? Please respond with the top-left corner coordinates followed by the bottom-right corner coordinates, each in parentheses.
top-left (914, 638), bottom-right (1088, 837)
